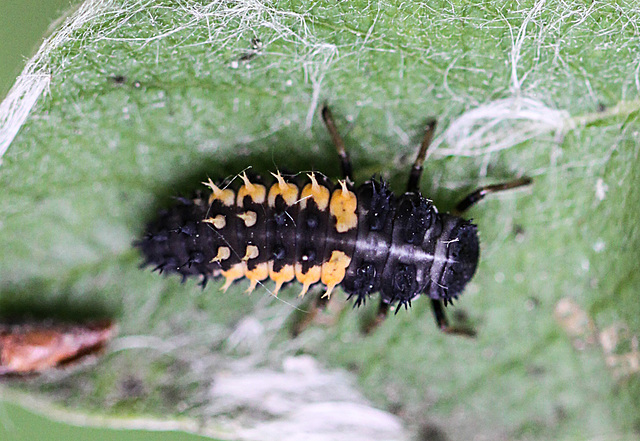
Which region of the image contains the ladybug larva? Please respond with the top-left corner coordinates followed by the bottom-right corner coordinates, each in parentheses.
top-left (136, 106), bottom-right (531, 334)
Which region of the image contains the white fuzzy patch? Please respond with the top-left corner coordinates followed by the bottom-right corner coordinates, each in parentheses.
top-left (0, 0), bottom-right (116, 160)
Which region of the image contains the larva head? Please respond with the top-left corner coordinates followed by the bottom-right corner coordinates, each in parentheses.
top-left (437, 217), bottom-right (480, 301)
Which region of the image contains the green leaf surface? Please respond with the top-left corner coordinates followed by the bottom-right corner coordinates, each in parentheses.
top-left (1, 0), bottom-right (640, 440)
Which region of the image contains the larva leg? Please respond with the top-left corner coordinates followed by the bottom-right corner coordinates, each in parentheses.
top-left (430, 299), bottom-right (477, 337)
top-left (321, 105), bottom-right (353, 181)
top-left (453, 177), bottom-right (532, 215)
top-left (407, 119), bottom-right (437, 192)
top-left (290, 289), bottom-right (331, 337)
top-left (362, 300), bottom-right (390, 334)
top-left (430, 298), bottom-right (449, 331)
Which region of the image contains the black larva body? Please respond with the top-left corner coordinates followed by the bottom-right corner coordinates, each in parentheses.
top-left (137, 173), bottom-right (479, 310)
top-left (138, 106), bottom-right (530, 333)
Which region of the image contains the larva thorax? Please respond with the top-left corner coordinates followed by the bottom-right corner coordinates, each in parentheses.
top-left (343, 179), bottom-right (479, 309)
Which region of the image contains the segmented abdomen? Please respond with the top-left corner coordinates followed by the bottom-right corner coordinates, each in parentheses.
top-left (137, 172), bottom-right (479, 306)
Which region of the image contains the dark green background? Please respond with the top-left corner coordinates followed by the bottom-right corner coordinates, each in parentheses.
top-left (0, 0), bottom-right (70, 98)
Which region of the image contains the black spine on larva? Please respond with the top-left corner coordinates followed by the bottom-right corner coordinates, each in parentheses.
top-left (136, 193), bottom-right (221, 283)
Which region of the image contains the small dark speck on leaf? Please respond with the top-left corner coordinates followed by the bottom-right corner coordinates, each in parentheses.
top-left (526, 364), bottom-right (546, 376)
top-left (418, 423), bottom-right (448, 441)
top-left (239, 52), bottom-right (257, 62)
top-left (109, 75), bottom-right (127, 85)
top-left (387, 402), bottom-right (404, 416)
top-left (120, 376), bottom-right (146, 399)
top-left (160, 384), bottom-right (184, 406)
top-left (452, 309), bottom-right (470, 323)
top-left (239, 38), bottom-right (263, 62)
top-left (525, 297), bottom-right (540, 311)
top-left (554, 405), bottom-right (568, 422)
top-left (346, 361), bottom-right (360, 373)
top-left (251, 37), bottom-right (262, 50)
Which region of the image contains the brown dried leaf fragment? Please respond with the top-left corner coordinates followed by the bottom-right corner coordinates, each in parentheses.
top-left (0, 320), bottom-right (116, 375)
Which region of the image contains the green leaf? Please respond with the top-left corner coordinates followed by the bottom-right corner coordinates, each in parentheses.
top-left (1, 0), bottom-right (640, 440)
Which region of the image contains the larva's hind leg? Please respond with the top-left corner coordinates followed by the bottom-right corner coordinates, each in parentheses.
top-left (289, 288), bottom-right (331, 337)
top-left (430, 299), bottom-right (477, 337)
top-left (431, 298), bottom-right (449, 331)
top-left (362, 300), bottom-right (390, 334)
